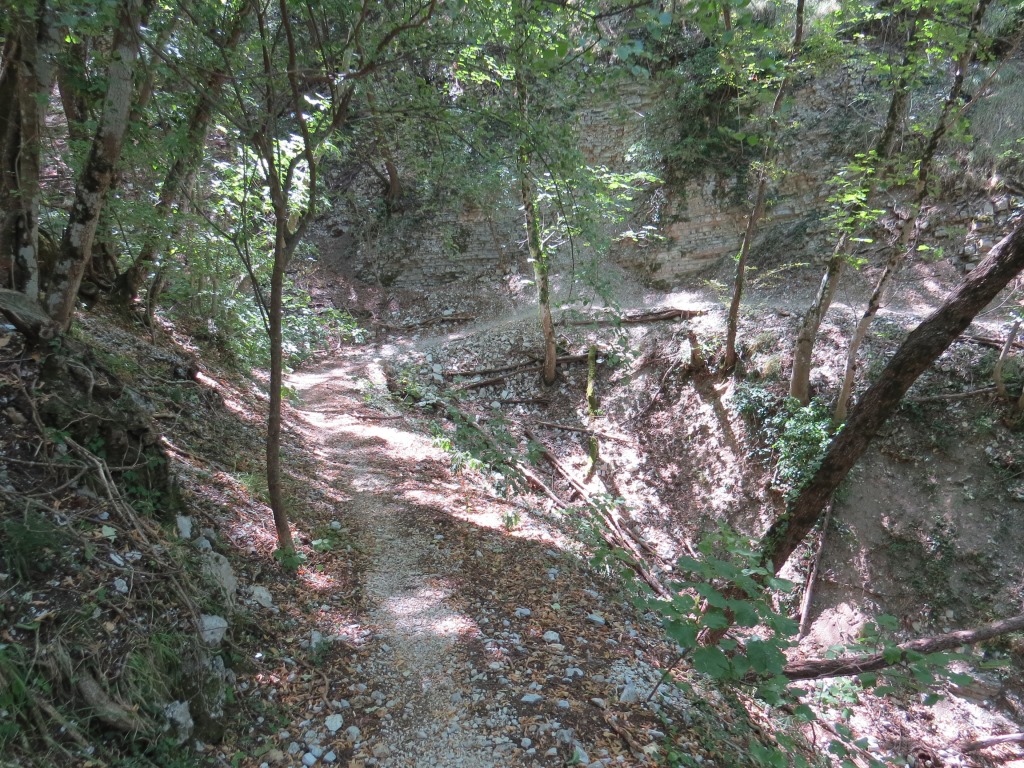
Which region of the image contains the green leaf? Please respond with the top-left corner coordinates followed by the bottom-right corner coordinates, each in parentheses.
top-left (745, 639), bottom-right (786, 675)
top-left (882, 646), bottom-right (904, 664)
top-left (701, 610), bottom-right (729, 629)
top-left (695, 583), bottom-right (729, 608)
top-left (729, 600), bottom-right (759, 627)
top-left (101, 525), bottom-right (117, 542)
top-left (692, 646), bottom-right (730, 679)
top-left (663, 619), bottom-right (697, 649)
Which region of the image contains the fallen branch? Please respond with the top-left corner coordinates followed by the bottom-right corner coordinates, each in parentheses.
top-left (447, 358), bottom-right (539, 378)
top-left (797, 503), bottom-right (833, 640)
top-left (531, 420), bottom-right (631, 444)
top-left (497, 397), bottom-right (550, 405)
top-left (962, 333), bottom-right (1024, 352)
top-left (781, 613), bottom-right (1024, 681)
top-left (455, 354), bottom-right (590, 391)
top-left (906, 386), bottom-right (999, 403)
top-left (632, 331), bottom-right (703, 423)
top-left (378, 312), bottom-right (475, 330)
top-left (524, 427), bottom-right (669, 598)
top-left (564, 307), bottom-right (705, 326)
top-left (77, 671), bottom-right (153, 734)
top-left (959, 733), bottom-right (1024, 753)
top-left (442, 405), bottom-right (565, 509)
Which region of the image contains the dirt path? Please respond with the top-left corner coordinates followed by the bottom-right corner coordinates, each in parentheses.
top-left (286, 348), bottom-right (620, 767)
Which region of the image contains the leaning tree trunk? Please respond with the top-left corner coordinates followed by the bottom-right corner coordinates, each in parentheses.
top-left (760, 218), bottom-right (1024, 574)
top-left (723, 173), bottom-right (767, 370)
top-left (781, 613), bottom-right (1024, 681)
top-left (47, 0), bottom-right (145, 332)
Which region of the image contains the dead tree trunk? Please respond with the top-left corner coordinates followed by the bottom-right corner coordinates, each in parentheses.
top-left (781, 613), bottom-right (1024, 681)
top-left (760, 218), bottom-right (1024, 574)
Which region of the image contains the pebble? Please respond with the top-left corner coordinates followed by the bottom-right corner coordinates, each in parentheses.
top-left (514, 607), bottom-right (531, 618)
top-left (325, 714), bottom-right (344, 733)
top-left (542, 631), bottom-right (560, 643)
top-left (521, 693), bottom-right (543, 704)
top-left (301, 753), bottom-right (318, 766)
top-left (586, 613), bottom-right (607, 626)
top-left (345, 726), bottom-right (361, 742)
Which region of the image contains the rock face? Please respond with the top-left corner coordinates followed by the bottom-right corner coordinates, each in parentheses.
top-left (319, 69), bottom-right (1023, 293)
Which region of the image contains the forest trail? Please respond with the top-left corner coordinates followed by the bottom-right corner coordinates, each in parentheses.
top-left (283, 344), bottom-right (670, 768)
top-left (290, 348), bottom-right (516, 766)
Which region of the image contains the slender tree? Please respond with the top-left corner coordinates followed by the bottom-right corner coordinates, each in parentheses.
top-left (46, 0), bottom-right (149, 332)
top-left (833, 0), bottom-right (992, 423)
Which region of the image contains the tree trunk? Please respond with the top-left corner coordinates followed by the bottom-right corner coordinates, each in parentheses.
top-left (47, 0), bottom-right (144, 332)
top-left (12, 3), bottom-right (51, 302)
top-left (266, 218), bottom-right (294, 554)
top-left (114, 8), bottom-right (249, 304)
top-left (56, 38), bottom-right (91, 142)
top-left (0, 37), bottom-right (21, 290)
top-left (781, 613), bottom-right (1024, 681)
top-left (760, 218), bottom-right (1024, 574)
top-left (724, 50), bottom-right (797, 370)
top-left (724, 174), bottom-right (767, 370)
top-left (793, 0), bottom-right (805, 50)
top-left (513, 50), bottom-right (557, 386)
top-left (789, 249), bottom-right (843, 403)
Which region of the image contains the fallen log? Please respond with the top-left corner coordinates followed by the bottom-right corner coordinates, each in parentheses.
top-left (781, 613), bottom-right (1024, 681)
top-left (959, 733), bottom-right (1024, 753)
top-left (906, 386), bottom-right (999, 403)
top-left (564, 307), bottom-right (705, 326)
top-left (447, 358), bottom-right (538, 378)
top-left (962, 333), bottom-right (1024, 352)
top-left (378, 312), bottom-right (475, 330)
top-left (455, 354), bottom-right (590, 391)
top-left (531, 420), bottom-right (631, 444)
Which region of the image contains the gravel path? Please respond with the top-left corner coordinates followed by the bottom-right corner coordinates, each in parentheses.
top-left (292, 351), bottom-right (568, 767)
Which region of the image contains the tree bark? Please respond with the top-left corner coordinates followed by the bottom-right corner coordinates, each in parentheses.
top-left (12, 2), bottom-right (51, 302)
top-left (0, 37), bottom-right (22, 290)
top-left (789, 249), bottom-right (844, 403)
top-left (781, 613), bottom-right (1024, 681)
top-left (515, 140), bottom-right (556, 383)
top-left (512, 2), bottom-right (557, 387)
top-left (724, 173), bottom-right (767, 369)
top-left (761, 218), bottom-right (1024, 574)
top-left (47, 0), bottom-right (145, 332)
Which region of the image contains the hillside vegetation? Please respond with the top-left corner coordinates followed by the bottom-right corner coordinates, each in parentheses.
top-left (1, 0), bottom-right (1024, 766)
